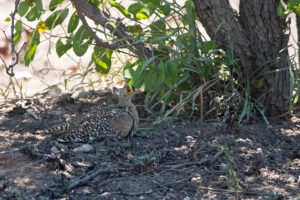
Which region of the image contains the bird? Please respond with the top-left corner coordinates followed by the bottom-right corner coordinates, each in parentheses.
top-left (45, 86), bottom-right (140, 143)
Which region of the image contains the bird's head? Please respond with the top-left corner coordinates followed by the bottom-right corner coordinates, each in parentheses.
top-left (118, 86), bottom-right (142, 106)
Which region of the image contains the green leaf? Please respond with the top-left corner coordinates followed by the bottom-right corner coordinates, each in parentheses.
top-left (124, 64), bottom-right (138, 78)
top-left (29, 31), bottom-right (40, 46)
top-left (25, 7), bottom-right (39, 21)
top-left (67, 12), bottom-right (79, 33)
top-left (136, 12), bottom-right (148, 19)
top-left (157, 61), bottom-right (165, 82)
top-left (88, 0), bottom-right (100, 7)
top-left (100, 0), bottom-right (109, 8)
top-left (127, 25), bottom-right (142, 33)
top-left (25, 0), bottom-right (44, 21)
top-left (141, 6), bottom-right (153, 18)
top-left (18, 0), bottom-right (30, 16)
top-left (165, 93), bottom-right (174, 105)
top-left (128, 3), bottom-right (152, 19)
top-left (73, 26), bottom-right (91, 56)
top-left (166, 60), bottom-right (178, 84)
top-left (256, 78), bottom-right (264, 88)
top-left (159, 4), bottom-right (171, 16)
top-left (178, 82), bottom-right (191, 91)
top-left (293, 94), bottom-right (299, 104)
top-left (123, 62), bottom-right (134, 78)
top-left (145, 68), bottom-right (158, 92)
top-left (141, 0), bottom-right (160, 7)
top-left (24, 45), bottom-right (37, 66)
top-left (134, 72), bottom-right (146, 90)
top-left (14, 21), bottom-right (23, 42)
top-left (5, 17), bottom-right (10, 22)
top-left (201, 41), bottom-right (218, 54)
top-left (24, 31), bottom-right (40, 65)
top-left (290, 0), bottom-right (300, 8)
top-left (109, 1), bottom-right (131, 17)
top-left (184, 0), bottom-right (195, 10)
top-left (277, 2), bottom-right (285, 18)
top-left (36, 0), bottom-right (43, 10)
top-left (49, 0), bottom-right (64, 11)
top-left (164, 75), bottom-right (173, 88)
top-left (152, 34), bottom-right (172, 43)
top-left (150, 20), bottom-right (166, 38)
top-left (14, 32), bottom-right (21, 43)
top-left (15, 20), bottom-right (22, 32)
top-left (45, 9), bottom-right (69, 30)
top-left (54, 9), bottom-right (69, 27)
top-left (150, 20), bottom-right (166, 31)
top-left (251, 78), bottom-right (264, 89)
top-left (293, 5), bottom-right (300, 15)
top-left (92, 46), bottom-right (113, 74)
top-left (139, 56), bottom-right (159, 76)
top-left (128, 3), bottom-right (144, 15)
top-left (56, 38), bottom-right (72, 57)
top-left (124, 63), bottom-right (146, 90)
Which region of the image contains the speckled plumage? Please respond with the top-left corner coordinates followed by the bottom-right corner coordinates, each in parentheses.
top-left (45, 87), bottom-right (139, 143)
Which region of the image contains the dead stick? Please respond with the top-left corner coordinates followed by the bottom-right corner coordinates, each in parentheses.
top-left (67, 168), bottom-right (121, 190)
top-left (99, 189), bottom-right (153, 197)
top-left (198, 186), bottom-right (265, 195)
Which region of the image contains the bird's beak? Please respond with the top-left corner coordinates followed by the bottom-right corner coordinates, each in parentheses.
top-left (135, 89), bottom-right (143, 93)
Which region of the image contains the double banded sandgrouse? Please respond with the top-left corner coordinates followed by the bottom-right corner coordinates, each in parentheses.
top-left (45, 86), bottom-right (140, 143)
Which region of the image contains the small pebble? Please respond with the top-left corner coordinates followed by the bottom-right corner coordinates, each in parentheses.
top-left (73, 144), bottom-right (94, 153)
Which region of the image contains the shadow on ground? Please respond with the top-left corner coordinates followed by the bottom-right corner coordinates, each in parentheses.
top-left (0, 89), bottom-right (299, 199)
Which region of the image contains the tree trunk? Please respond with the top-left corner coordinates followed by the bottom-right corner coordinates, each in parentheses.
top-left (297, 16), bottom-right (300, 68)
top-left (193, 0), bottom-right (290, 116)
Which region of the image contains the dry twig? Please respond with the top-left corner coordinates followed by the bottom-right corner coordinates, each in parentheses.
top-left (67, 167), bottom-right (126, 190)
top-left (198, 186), bottom-right (265, 196)
top-left (98, 189), bottom-right (153, 198)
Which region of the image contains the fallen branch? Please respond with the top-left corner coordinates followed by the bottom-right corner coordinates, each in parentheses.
top-left (67, 167), bottom-right (125, 190)
top-left (198, 186), bottom-right (266, 196)
top-left (98, 189), bottom-right (153, 198)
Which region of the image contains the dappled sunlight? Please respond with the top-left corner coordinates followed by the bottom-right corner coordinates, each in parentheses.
top-left (174, 145), bottom-right (189, 155)
top-left (191, 174), bottom-right (202, 183)
top-left (1, 0), bottom-right (300, 199)
top-left (0, 148), bottom-right (52, 191)
top-left (14, 176), bottom-right (37, 189)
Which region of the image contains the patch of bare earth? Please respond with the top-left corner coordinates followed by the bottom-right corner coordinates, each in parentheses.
top-left (0, 89), bottom-right (299, 199)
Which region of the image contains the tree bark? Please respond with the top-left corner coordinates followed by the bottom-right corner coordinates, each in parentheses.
top-left (297, 16), bottom-right (300, 69)
top-left (193, 0), bottom-right (290, 115)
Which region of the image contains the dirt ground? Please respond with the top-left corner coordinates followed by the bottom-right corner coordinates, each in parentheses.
top-left (0, 89), bottom-right (299, 200)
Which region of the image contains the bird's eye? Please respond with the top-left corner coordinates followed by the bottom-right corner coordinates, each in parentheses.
top-left (126, 88), bottom-right (133, 94)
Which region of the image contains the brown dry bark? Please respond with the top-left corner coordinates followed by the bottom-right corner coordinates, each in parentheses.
top-left (193, 0), bottom-right (290, 115)
top-left (297, 16), bottom-right (300, 68)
